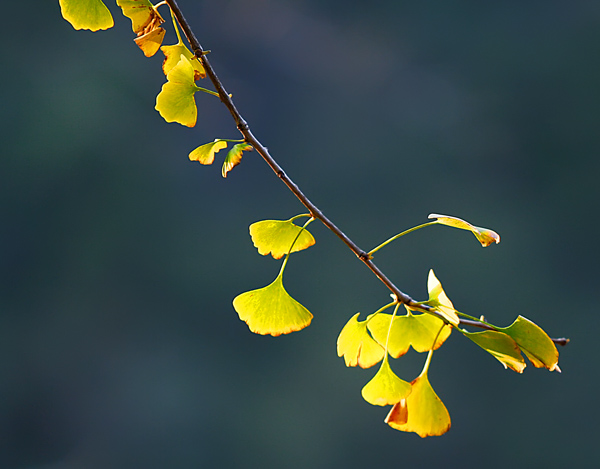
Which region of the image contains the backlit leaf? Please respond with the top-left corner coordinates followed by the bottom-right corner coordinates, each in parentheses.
top-left (222, 143), bottom-right (253, 178)
top-left (249, 219), bottom-right (315, 260)
top-left (134, 27), bottom-right (166, 57)
top-left (499, 316), bottom-right (560, 372)
top-left (189, 140), bottom-right (228, 165)
top-left (385, 371), bottom-right (451, 437)
top-left (361, 357), bottom-right (412, 406)
top-left (462, 329), bottom-right (526, 373)
top-left (59, 0), bottom-right (114, 31)
top-left (337, 313), bottom-right (385, 369)
top-left (232, 272), bottom-right (312, 336)
top-left (155, 55), bottom-right (202, 127)
top-left (426, 269), bottom-right (460, 326)
top-left (429, 213), bottom-right (500, 247)
top-left (116, 0), bottom-right (163, 35)
top-left (368, 311), bottom-right (451, 358)
top-left (162, 43), bottom-right (206, 80)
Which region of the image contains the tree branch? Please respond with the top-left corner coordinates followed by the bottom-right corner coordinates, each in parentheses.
top-left (164, 0), bottom-right (568, 347)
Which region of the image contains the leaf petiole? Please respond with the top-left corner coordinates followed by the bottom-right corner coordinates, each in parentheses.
top-left (278, 217), bottom-right (315, 276)
top-left (368, 222), bottom-right (437, 257)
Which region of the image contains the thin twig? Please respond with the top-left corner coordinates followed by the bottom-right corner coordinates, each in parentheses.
top-left (165, 0), bottom-right (568, 347)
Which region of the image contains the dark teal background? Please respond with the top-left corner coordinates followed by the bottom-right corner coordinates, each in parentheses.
top-left (1, 1), bottom-right (597, 467)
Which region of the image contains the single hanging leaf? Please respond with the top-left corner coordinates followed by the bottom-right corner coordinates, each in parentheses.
top-left (59, 0), bottom-right (114, 31)
top-left (162, 43), bottom-right (206, 80)
top-left (155, 55), bottom-right (202, 127)
top-left (249, 219), bottom-right (316, 260)
top-left (428, 214), bottom-right (500, 247)
top-left (361, 357), bottom-right (412, 406)
top-left (222, 143), bottom-right (253, 178)
top-left (499, 316), bottom-right (560, 371)
top-left (134, 27), bottom-right (166, 57)
top-left (337, 313), bottom-right (385, 369)
top-left (462, 329), bottom-right (526, 373)
top-left (116, 0), bottom-right (163, 35)
top-left (189, 140), bottom-right (228, 165)
top-left (385, 371), bottom-right (451, 437)
top-left (426, 270), bottom-right (460, 326)
top-left (232, 272), bottom-right (313, 336)
top-left (368, 311), bottom-right (451, 358)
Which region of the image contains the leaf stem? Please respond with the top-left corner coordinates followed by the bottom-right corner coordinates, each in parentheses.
top-left (368, 222), bottom-right (437, 256)
top-left (278, 217), bottom-right (315, 276)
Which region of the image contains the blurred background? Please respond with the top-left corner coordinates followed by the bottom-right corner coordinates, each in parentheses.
top-left (1, 0), bottom-right (597, 467)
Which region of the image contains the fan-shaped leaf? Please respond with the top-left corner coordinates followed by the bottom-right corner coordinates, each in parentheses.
top-left (116, 0), bottom-right (163, 34)
top-left (222, 143), bottom-right (253, 178)
top-left (249, 219), bottom-right (315, 260)
top-left (155, 55), bottom-right (201, 127)
top-left (426, 270), bottom-right (460, 326)
top-left (59, 0), bottom-right (114, 31)
top-left (162, 43), bottom-right (206, 80)
top-left (368, 312), bottom-right (451, 358)
top-left (429, 213), bottom-right (500, 247)
top-left (232, 272), bottom-right (312, 336)
top-left (337, 313), bottom-right (385, 369)
top-left (385, 372), bottom-right (451, 437)
top-left (361, 357), bottom-right (412, 406)
top-left (189, 140), bottom-right (228, 165)
top-left (499, 316), bottom-right (560, 372)
top-left (462, 329), bottom-right (526, 373)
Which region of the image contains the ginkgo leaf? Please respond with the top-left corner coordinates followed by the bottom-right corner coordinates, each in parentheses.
top-left (426, 270), bottom-right (460, 326)
top-left (232, 272), bottom-right (313, 336)
top-left (368, 311), bottom-right (451, 358)
top-left (462, 329), bottom-right (526, 373)
top-left (189, 140), bottom-right (228, 164)
top-left (499, 316), bottom-right (560, 372)
top-left (155, 55), bottom-right (202, 127)
top-left (59, 0), bottom-right (114, 31)
top-left (385, 371), bottom-right (451, 437)
top-left (337, 313), bottom-right (385, 369)
top-left (116, 0), bottom-right (163, 35)
top-left (249, 219), bottom-right (316, 260)
top-left (361, 357), bottom-right (412, 406)
top-left (222, 143), bottom-right (253, 178)
top-left (162, 43), bottom-right (206, 80)
top-left (428, 214), bottom-right (500, 247)
top-left (134, 27), bottom-right (166, 57)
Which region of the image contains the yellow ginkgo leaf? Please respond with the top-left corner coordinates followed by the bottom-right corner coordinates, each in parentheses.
top-left (232, 272), bottom-right (313, 336)
top-left (222, 143), bottom-right (253, 178)
top-left (162, 43), bottom-right (206, 80)
top-left (116, 0), bottom-right (163, 34)
top-left (337, 313), bottom-right (385, 369)
top-left (155, 55), bottom-right (201, 127)
top-left (249, 219), bottom-right (315, 260)
top-left (426, 269), bottom-right (460, 326)
top-left (189, 140), bottom-right (228, 165)
top-left (368, 311), bottom-right (451, 358)
top-left (428, 213), bottom-right (500, 247)
top-left (134, 27), bottom-right (166, 57)
top-left (385, 371), bottom-right (451, 438)
top-left (59, 0), bottom-right (114, 31)
top-left (462, 329), bottom-right (526, 373)
top-left (361, 357), bottom-right (412, 406)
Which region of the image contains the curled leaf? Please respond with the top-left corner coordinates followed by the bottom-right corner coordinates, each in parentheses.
top-left (385, 372), bottom-right (451, 437)
top-left (222, 143), bottom-right (253, 178)
top-left (499, 316), bottom-right (560, 372)
top-left (116, 0), bottom-right (164, 35)
top-left (59, 0), bottom-right (114, 31)
top-left (428, 213), bottom-right (500, 247)
top-left (155, 55), bottom-right (202, 127)
top-left (462, 329), bottom-right (526, 373)
top-left (134, 27), bottom-right (166, 57)
top-left (337, 313), bottom-right (385, 369)
top-left (361, 357), bottom-right (412, 406)
top-left (189, 140), bottom-right (228, 165)
top-left (368, 311), bottom-right (451, 358)
top-left (426, 270), bottom-right (460, 326)
top-left (232, 272), bottom-right (313, 336)
top-left (249, 219), bottom-right (315, 260)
